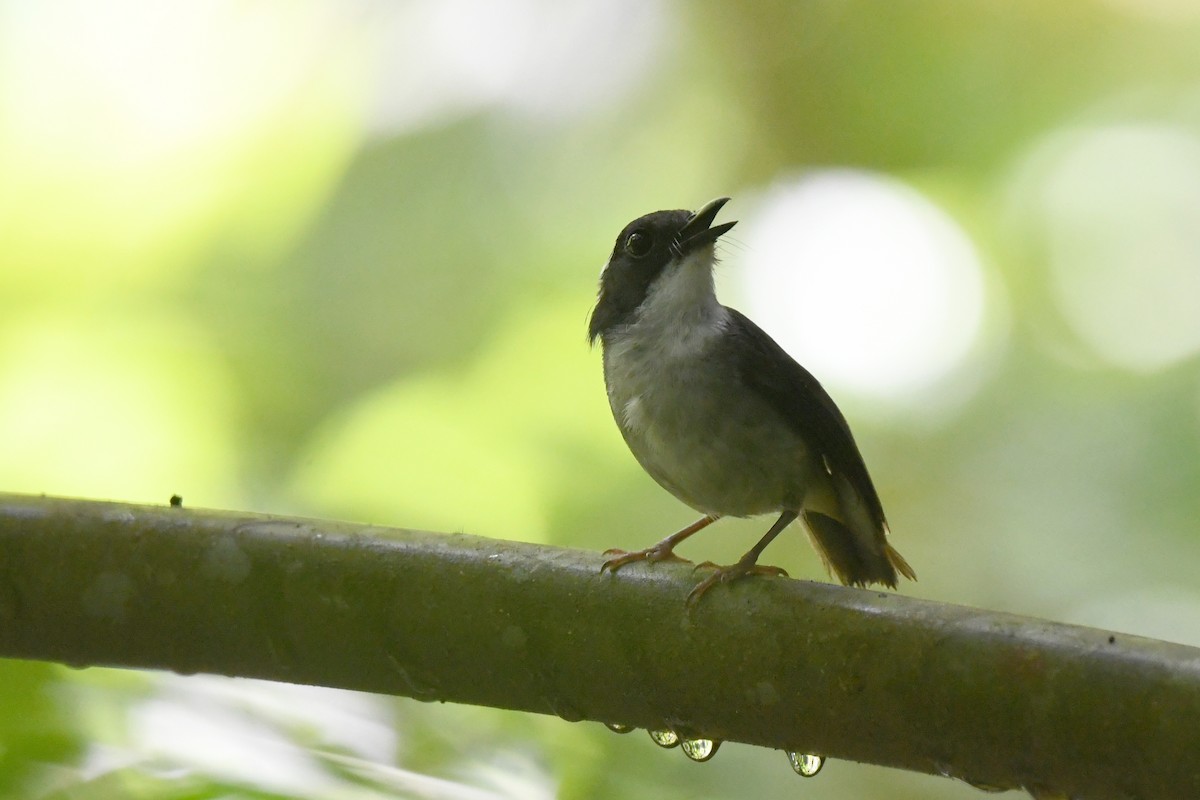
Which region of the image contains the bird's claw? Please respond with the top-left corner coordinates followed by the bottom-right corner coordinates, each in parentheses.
top-left (600, 543), bottom-right (693, 574)
top-left (686, 560), bottom-right (789, 606)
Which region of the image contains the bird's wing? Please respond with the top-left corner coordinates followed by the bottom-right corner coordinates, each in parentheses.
top-left (723, 307), bottom-right (887, 530)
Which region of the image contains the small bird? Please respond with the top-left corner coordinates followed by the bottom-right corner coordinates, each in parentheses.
top-left (590, 197), bottom-right (914, 604)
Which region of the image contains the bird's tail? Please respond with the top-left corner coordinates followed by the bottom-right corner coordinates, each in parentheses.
top-left (803, 511), bottom-right (916, 589)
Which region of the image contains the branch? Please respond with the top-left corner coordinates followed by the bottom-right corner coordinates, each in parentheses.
top-left (0, 493), bottom-right (1195, 798)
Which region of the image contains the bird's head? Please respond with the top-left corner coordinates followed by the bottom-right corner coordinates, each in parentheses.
top-left (588, 197), bottom-right (737, 344)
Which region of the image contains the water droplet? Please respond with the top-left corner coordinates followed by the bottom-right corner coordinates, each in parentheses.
top-left (787, 751), bottom-right (825, 777)
top-left (386, 655), bottom-right (441, 701)
top-left (680, 738), bottom-right (720, 762)
top-left (550, 701), bottom-right (584, 723)
top-left (963, 778), bottom-right (1006, 793)
top-left (605, 722), bottom-right (633, 734)
top-left (648, 729), bottom-right (679, 748)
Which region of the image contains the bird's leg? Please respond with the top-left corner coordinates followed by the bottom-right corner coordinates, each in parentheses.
top-left (601, 515), bottom-right (720, 573)
top-left (686, 510), bottom-right (797, 606)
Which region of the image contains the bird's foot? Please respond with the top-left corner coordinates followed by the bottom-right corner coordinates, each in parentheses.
top-left (600, 542), bottom-right (693, 574)
top-left (686, 558), bottom-right (789, 606)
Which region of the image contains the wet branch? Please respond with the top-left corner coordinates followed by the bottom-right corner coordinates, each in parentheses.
top-left (0, 493), bottom-right (1197, 799)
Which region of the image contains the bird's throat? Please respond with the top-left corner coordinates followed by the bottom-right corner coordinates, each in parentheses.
top-left (625, 248), bottom-right (724, 350)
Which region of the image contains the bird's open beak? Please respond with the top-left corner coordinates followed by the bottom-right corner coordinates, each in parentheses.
top-left (675, 196), bottom-right (737, 257)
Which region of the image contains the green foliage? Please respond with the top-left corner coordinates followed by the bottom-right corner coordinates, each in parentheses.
top-left (0, 662), bottom-right (83, 797)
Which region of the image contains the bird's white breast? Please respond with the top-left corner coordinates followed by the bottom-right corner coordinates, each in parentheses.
top-left (601, 252), bottom-right (814, 516)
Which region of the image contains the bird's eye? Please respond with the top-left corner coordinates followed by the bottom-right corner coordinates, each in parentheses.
top-left (625, 231), bottom-right (652, 258)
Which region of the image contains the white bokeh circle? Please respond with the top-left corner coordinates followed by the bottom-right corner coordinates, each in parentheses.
top-left (735, 171), bottom-right (988, 400)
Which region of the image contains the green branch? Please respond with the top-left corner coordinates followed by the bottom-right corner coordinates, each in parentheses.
top-left (0, 493), bottom-right (1196, 798)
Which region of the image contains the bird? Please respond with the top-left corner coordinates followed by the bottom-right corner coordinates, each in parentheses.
top-left (589, 197), bottom-right (915, 604)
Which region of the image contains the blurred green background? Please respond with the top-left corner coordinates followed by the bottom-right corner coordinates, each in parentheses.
top-left (3, 0), bottom-right (1200, 797)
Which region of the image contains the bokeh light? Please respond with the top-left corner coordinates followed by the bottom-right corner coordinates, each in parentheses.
top-left (365, 0), bottom-right (670, 131)
top-left (0, 0), bottom-right (362, 292)
top-left (1025, 124), bottom-right (1200, 371)
top-left (736, 171), bottom-right (991, 402)
top-left (0, 310), bottom-right (239, 505)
